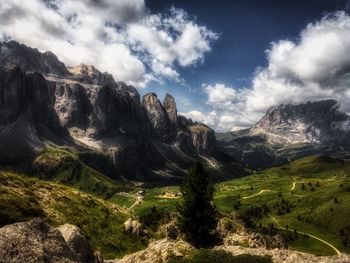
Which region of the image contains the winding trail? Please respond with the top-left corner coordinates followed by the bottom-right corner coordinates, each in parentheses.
top-left (290, 175), bottom-right (338, 191)
top-left (242, 189), bottom-right (270, 200)
top-left (269, 215), bottom-right (341, 256)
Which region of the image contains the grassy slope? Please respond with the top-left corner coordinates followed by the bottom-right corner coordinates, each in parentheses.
top-left (32, 147), bottom-right (132, 198)
top-left (131, 156), bottom-right (350, 256)
top-left (214, 155), bottom-right (350, 256)
top-left (0, 171), bottom-right (147, 259)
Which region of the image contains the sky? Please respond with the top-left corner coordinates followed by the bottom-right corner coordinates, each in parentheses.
top-left (1, 0), bottom-right (350, 131)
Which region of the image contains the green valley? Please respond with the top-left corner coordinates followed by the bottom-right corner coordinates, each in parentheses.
top-left (131, 155), bottom-right (350, 256)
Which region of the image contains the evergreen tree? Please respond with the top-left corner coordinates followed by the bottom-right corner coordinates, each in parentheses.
top-left (176, 161), bottom-right (219, 248)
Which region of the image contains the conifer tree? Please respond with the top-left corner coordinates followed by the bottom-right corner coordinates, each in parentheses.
top-left (176, 161), bottom-right (219, 248)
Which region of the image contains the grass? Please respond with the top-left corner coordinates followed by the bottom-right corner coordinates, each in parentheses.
top-left (0, 171), bottom-right (147, 259)
top-left (128, 155), bottom-right (350, 256)
top-left (287, 233), bottom-right (335, 256)
top-left (109, 194), bottom-right (136, 208)
top-left (32, 147), bottom-right (133, 199)
top-left (214, 155), bottom-right (350, 255)
top-left (134, 186), bottom-right (180, 218)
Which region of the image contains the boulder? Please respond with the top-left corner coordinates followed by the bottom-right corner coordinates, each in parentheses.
top-left (123, 218), bottom-right (145, 236)
top-left (57, 224), bottom-right (95, 263)
top-left (0, 218), bottom-right (102, 263)
top-left (118, 239), bottom-right (193, 263)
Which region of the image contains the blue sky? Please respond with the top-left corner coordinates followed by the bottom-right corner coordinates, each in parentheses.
top-left (142, 0), bottom-right (350, 115)
top-left (1, 0), bottom-right (350, 131)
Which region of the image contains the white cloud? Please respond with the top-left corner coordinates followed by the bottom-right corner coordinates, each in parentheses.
top-left (184, 12), bottom-right (350, 131)
top-left (0, 0), bottom-right (217, 88)
top-left (180, 110), bottom-right (218, 127)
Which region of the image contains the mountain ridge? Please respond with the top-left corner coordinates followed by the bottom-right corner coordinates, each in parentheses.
top-left (0, 40), bottom-right (241, 183)
top-left (217, 100), bottom-right (350, 169)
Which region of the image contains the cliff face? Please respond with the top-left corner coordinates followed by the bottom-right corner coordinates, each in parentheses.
top-left (0, 41), bottom-right (220, 182)
top-left (0, 66), bottom-right (67, 163)
top-left (251, 100), bottom-right (350, 146)
top-left (0, 41), bottom-right (69, 76)
top-left (217, 100), bottom-right (350, 170)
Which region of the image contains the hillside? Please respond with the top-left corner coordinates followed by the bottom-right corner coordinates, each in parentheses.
top-left (126, 155), bottom-right (350, 256)
top-left (31, 147), bottom-right (133, 198)
top-left (0, 171), bottom-right (147, 259)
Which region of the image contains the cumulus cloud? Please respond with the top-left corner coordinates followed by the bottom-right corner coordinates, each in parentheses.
top-left (0, 0), bottom-right (217, 87)
top-left (182, 83), bottom-right (257, 131)
top-left (183, 11), bottom-right (350, 131)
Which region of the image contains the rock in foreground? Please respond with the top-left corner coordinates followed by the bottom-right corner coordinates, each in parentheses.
top-left (0, 218), bottom-right (102, 263)
top-left (115, 238), bottom-right (350, 263)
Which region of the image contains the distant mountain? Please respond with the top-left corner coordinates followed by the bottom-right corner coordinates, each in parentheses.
top-left (0, 41), bottom-right (243, 183)
top-left (217, 100), bottom-right (350, 169)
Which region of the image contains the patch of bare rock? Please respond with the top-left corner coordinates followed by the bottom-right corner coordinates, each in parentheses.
top-left (0, 218), bottom-right (103, 263)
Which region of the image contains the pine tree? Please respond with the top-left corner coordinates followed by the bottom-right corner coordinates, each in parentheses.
top-left (176, 161), bottom-right (219, 248)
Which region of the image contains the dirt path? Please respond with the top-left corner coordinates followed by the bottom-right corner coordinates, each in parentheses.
top-left (270, 215), bottom-right (341, 255)
top-left (290, 182), bottom-right (297, 191)
top-left (242, 189), bottom-right (270, 200)
top-left (290, 176), bottom-right (338, 190)
top-left (128, 195), bottom-right (143, 211)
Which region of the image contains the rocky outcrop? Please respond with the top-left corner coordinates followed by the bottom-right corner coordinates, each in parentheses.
top-left (0, 41), bottom-right (69, 76)
top-left (47, 75), bottom-right (148, 140)
top-left (114, 238), bottom-right (350, 263)
top-left (189, 123), bottom-right (216, 154)
top-left (117, 239), bottom-right (193, 263)
top-left (0, 218), bottom-right (101, 263)
top-left (67, 64), bottom-right (116, 87)
top-left (141, 92), bottom-right (216, 155)
top-left (251, 100), bottom-right (350, 146)
top-left (57, 224), bottom-right (98, 263)
top-left (163, 93), bottom-right (178, 127)
top-left (123, 218), bottom-right (146, 236)
top-left (142, 93), bottom-right (171, 135)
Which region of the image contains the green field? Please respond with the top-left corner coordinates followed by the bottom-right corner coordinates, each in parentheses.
top-left (132, 155), bottom-right (350, 256)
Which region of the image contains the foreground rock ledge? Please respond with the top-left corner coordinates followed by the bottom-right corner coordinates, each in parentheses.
top-left (115, 239), bottom-right (350, 263)
top-left (0, 218), bottom-right (103, 263)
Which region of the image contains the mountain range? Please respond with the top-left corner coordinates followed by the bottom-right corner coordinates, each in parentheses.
top-left (1, 40), bottom-right (350, 181)
top-left (0, 41), bottom-right (243, 184)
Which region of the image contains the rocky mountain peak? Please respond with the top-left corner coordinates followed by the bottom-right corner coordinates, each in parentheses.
top-left (251, 100), bottom-right (350, 145)
top-left (67, 64), bottom-right (117, 87)
top-left (142, 93), bottom-right (170, 132)
top-left (0, 41), bottom-right (69, 76)
top-left (163, 93), bottom-right (178, 126)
